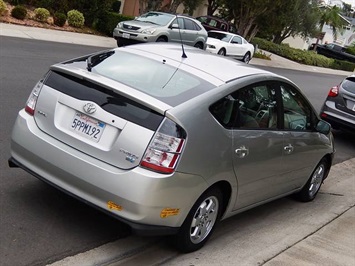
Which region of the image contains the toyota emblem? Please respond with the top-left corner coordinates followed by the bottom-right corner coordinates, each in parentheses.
top-left (83, 103), bottom-right (97, 114)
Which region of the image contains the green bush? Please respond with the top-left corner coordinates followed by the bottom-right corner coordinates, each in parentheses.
top-left (11, 5), bottom-right (27, 20)
top-left (53, 12), bottom-right (66, 27)
top-left (252, 37), bottom-right (355, 71)
top-left (0, 0), bottom-right (7, 16)
top-left (67, 9), bottom-right (84, 28)
top-left (94, 11), bottom-right (133, 36)
top-left (34, 7), bottom-right (50, 21)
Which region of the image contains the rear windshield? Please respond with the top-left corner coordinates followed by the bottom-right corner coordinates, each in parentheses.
top-left (342, 77), bottom-right (355, 94)
top-left (89, 50), bottom-right (215, 106)
top-left (208, 32), bottom-right (232, 42)
top-left (45, 71), bottom-right (164, 131)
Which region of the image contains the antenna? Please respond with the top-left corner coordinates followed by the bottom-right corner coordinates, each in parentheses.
top-left (176, 15), bottom-right (187, 58)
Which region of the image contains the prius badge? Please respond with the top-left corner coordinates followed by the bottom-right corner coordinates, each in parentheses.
top-left (83, 103), bottom-right (97, 114)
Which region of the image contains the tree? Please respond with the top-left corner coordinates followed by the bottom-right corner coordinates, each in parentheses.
top-left (258, 0), bottom-right (320, 44)
top-left (314, 5), bottom-right (348, 49)
top-left (221, 0), bottom-right (281, 41)
top-left (207, 0), bottom-right (222, 16)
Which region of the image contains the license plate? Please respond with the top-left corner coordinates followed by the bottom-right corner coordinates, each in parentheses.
top-left (70, 112), bottom-right (105, 142)
top-left (122, 33), bottom-right (130, 39)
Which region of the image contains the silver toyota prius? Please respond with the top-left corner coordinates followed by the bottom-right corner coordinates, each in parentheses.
top-left (9, 43), bottom-right (334, 252)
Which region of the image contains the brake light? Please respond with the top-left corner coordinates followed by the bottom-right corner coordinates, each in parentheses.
top-left (25, 80), bottom-right (44, 115)
top-left (328, 86), bottom-right (339, 97)
top-left (141, 118), bottom-right (186, 174)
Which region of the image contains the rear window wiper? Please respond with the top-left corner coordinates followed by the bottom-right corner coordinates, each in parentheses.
top-left (87, 50), bottom-right (115, 72)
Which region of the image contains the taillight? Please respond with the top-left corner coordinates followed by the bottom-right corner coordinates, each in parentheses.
top-left (141, 118), bottom-right (186, 174)
top-left (328, 85), bottom-right (339, 97)
top-left (25, 80), bottom-right (44, 115)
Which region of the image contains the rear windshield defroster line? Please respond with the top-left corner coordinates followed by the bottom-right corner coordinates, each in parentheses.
top-left (45, 71), bottom-right (164, 131)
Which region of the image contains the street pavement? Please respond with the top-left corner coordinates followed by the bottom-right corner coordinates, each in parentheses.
top-left (1, 22), bottom-right (354, 266)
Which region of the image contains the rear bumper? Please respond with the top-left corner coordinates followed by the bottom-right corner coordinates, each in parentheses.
top-left (320, 101), bottom-right (355, 131)
top-left (8, 157), bottom-right (178, 236)
top-left (9, 110), bottom-right (208, 235)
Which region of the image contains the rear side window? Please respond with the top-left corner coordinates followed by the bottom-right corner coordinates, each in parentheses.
top-left (45, 71), bottom-right (164, 131)
top-left (342, 78), bottom-right (355, 94)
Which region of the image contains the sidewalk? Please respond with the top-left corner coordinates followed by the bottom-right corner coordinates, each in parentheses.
top-left (0, 22), bottom-right (352, 76)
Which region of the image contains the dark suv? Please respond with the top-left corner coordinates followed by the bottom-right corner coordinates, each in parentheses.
top-left (196, 15), bottom-right (237, 34)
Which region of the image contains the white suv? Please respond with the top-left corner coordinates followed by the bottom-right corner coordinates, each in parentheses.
top-left (113, 11), bottom-right (207, 49)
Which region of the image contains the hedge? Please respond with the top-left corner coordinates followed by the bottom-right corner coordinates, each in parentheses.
top-left (94, 11), bottom-right (133, 36)
top-left (252, 37), bottom-right (355, 72)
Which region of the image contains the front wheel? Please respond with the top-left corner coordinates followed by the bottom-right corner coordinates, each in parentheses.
top-left (194, 42), bottom-right (204, 49)
top-left (156, 36), bottom-right (167, 42)
top-left (174, 188), bottom-right (222, 253)
top-left (295, 158), bottom-right (329, 202)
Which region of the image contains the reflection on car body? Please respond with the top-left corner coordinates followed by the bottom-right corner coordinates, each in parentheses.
top-left (9, 43), bottom-right (334, 253)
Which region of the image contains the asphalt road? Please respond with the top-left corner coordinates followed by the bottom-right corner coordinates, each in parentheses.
top-left (0, 37), bottom-right (354, 266)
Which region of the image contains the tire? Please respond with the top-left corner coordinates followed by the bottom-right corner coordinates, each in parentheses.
top-left (194, 42), bottom-right (203, 49)
top-left (156, 36), bottom-right (167, 42)
top-left (295, 158), bottom-right (329, 202)
top-left (174, 187), bottom-right (222, 253)
top-left (243, 52), bottom-right (251, 63)
top-left (116, 39), bottom-right (123, 47)
top-left (217, 48), bottom-right (226, 56)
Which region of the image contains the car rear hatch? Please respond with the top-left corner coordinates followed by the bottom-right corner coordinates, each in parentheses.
top-left (339, 77), bottom-right (355, 116)
top-left (33, 67), bottom-right (169, 170)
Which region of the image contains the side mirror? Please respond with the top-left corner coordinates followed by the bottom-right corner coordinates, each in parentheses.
top-left (315, 120), bottom-right (331, 135)
top-left (171, 23), bottom-right (179, 29)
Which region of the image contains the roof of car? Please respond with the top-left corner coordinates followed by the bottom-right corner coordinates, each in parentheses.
top-left (123, 43), bottom-right (270, 83)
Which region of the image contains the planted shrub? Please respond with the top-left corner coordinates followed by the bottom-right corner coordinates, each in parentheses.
top-left (53, 12), bottom-right (66, 27)
top-left (94, 11), bottom-right (133, 36)
top-left (0, 0), bottom-right (7, 16)
top-left (34, 7), bottom-right (50, 22)
top-left (11, 5), bottom-right (27, 20)
top-left (67, 9), bottom-right (84, 28)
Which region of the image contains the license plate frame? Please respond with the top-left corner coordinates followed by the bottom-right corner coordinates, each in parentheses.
top-left (122, 33), bottom-right (130, 39)
top-left (70, 112), bottom-right (105, 142)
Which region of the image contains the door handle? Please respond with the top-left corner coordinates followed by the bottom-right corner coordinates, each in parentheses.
top-left (235, 146), bottom-right (249, 158)
top-left (284, 144), bottom-right (294, 154)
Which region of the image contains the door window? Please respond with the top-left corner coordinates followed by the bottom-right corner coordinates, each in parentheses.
top-left (280, 83), bottom-right (314, 130)
top-left (210, 82), bottom-right (278, 129)
top-left (231, 36), bottom-right (242, 44)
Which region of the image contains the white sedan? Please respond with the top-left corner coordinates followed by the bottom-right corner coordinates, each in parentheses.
top-left (206, 30), bottom-right (255, 63)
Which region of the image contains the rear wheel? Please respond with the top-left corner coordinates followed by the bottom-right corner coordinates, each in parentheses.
top-left (243, 52), bottom-right (251, 63)
top-left (295, 158), bottom-right (329, 202)
top-left (217, 48), bottom-right (226, 56)
top-left (174, 187), bottom-right (222, 253)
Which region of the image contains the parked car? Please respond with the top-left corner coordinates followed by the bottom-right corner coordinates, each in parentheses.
top-left (9, 43), bottom-right (334, 253)
top-left (113, 11), bottom-right (207, 49)
top-left (315, 43), bottom-right (355, 63)
top-left (206, 30), bottom-right (255, 63)
top-left (196, 15), bottom-right (237, 34)
top-left (320, 75), bottom-right (355, 131)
